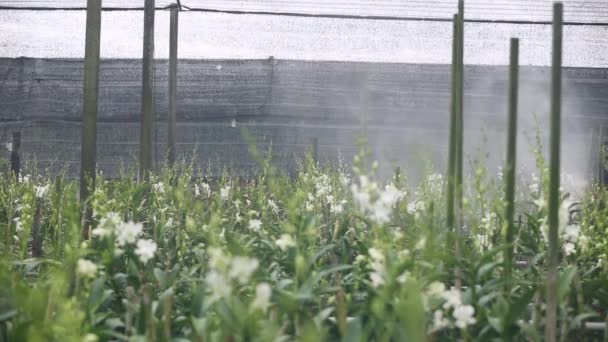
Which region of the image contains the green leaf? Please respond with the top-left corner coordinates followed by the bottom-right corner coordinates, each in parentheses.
top-left (558, 266), bottom-right (577, 302)
top-left (0, 309), bottom-right (18, 322)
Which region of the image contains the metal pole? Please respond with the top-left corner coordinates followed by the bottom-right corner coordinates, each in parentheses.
top-left (546, 3), bottom-right (563, 342)
top-left (504, 38), bottom-right (519, 292)
top-left (168, 4), bottom-right (179, 166)
top-left (80, 0), bottom-right (102, 240)
top-left (140, 0), bottom-right (156, 180)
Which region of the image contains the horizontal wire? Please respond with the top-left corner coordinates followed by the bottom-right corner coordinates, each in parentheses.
top-left (0, 5), bottom-right (606, 26)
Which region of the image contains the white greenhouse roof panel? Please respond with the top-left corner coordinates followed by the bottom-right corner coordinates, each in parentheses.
top-left (1, 11), bottom-right (607, 67)
top-left (0, 0), bottom-right (607, 24)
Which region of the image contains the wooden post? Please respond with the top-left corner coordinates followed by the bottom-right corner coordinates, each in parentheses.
top-left (140, 0), bottom-right (156, 180)
top-left (80, 0), bottom-right (102, 240)
top-left (10, 131), bottom-right (21, 180)
top-left (546, 3), bottom-right (563, 342)
top-left (504, 38), bottom-right (519, 292)
top-left (168, 4), bottom-right (178, 167)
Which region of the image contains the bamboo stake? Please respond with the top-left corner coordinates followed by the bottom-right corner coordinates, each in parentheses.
top-left (504, 38), bottom-right (519, 292)
top-left (140, 0), bottom-right (156, 180)
top-left (546, 3), bottom-right (563, 342)
top-left (447, 14), bottom-right (458, 245)
top-left (168, 4), bottom-right (178, 167)
top-left (454, 0), bottom-right (465, 290)
top-left (10, 132), bottom-right (21, 181)
top-left (79, 0), bottom-right (102, 240)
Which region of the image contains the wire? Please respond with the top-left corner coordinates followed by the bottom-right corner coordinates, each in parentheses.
top-left (0, 4), bottom-right (606, 26)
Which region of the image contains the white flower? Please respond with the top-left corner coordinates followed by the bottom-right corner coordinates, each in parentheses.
top-left (370, 201), bottom-right (392, 224)
top-left (35, 184), bottom-right (49, 198)
top-left (135, 239), bottom-right (157, 263)
top-left (208, 247), bottom-right (230, 271)
top-left (441, 288), bottom-right (462, 309)
top-left (229, 256), bottom-right (259, 284)
top-left (83, 333), bottom-right (99, 342)
top-left (368, 248), bottom-right (384, 262)
top-left (248, 219), bottom-right (262, 232)
top-left (77, 259), bottom-right (98, 278)
top-left (427, 281), bottom-right (446, 298)
top-left (251, 282), bottom-right (272, 312)
top-left (206, 270), bottom-right (231, 302)
top-left (268, 199), bottom-right (279, 213)
top-left (220, 185), bottom-right (231, 200)
top-left (153, 182), bottom-right (165, 194)
top-left (563, 224), bottom-right (580, 242)
top-left (453, 305), bottom-right (476, 329)
top-left (370, 272), bottom-right (385, 288)
top-left (432, 310), bottom-right (450, 331)
top-left (92, 212), bottom-right (121, 238)
top-left (563, 242), bottom-right (576, 256)
top-left (194, 184), bottom-right (200, 197)
top-left (18, 174), bottom-right (30, 183)
top-left (415, 237), bottom-right (426, 250)
top-left (275, 234), bottom-right (296, 250)
top-left (397, 271), bottom-right (410, 284)
top-left (115, 221), bottom-right (143, 246)
top-left (382, 184), bottom-right (405, 208)
top-left (533, 197), bottom-right (546, 210)
top-left (13, 217), bottom-right (22, 233)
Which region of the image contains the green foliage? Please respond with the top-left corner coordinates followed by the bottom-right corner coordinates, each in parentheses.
top-left (0, 154), bottom-right (605, 341)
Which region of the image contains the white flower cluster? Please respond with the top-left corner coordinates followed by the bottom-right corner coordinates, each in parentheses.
top-left (153, 182), bottom-right (165, 194)
top-left (426, 284), bottom-right (476, 331)
top-left (34, 184), bottom-right (50, 199)
top-left (248, 219), bottom-right (262, 232)
top-left (538, 199), bottom-right (581, 256)
top-left (77, 258), bottom-right (98, 278)
top-left (268, 199), bottom-right (279, 214)
top-left (205, 247), bottom-right (260, 303)
top-left (476, 212), bottom-right (497, 253)
top-left (250, 282), bottom-right (272, 312)
top-left (351, 176), bottom-right (405, 224)
top-left (303, 172), bottom-right (346, 214)
top-left (220, 185), bottom-right (231, 200)
top-left (275, 234), bottom-right (296, 251)
top-left (194, 182), bottom-right (212, 198)
top-left (91, 213), bottom-right (157, 264)
top-left (368, 247), bottom-right (386, 288)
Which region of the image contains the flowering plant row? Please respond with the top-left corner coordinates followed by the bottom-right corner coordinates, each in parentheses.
top-left (0, 153), bottom-right (606, 341)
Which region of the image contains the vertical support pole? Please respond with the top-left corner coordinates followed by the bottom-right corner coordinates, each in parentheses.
top-left (80, 0), bottom-right (102, 240)
top-left (359, 72), bottom-right (369, 137)
top-left (600, 126), bottom-right (606, 187)
top-left (447, 14), bottom-right (459, 240)
top-left (454, 0), bottom-right (465, 290)
top-left (546, 3), bottom-right (563, 342)
top-left (140, 0), bottom-right (156, 180)
top-left (168, 4), bottom-right (178, 167)
top-left (10, 132), bottom-right (21, 180)
top-left (504, 38), bottom-right (519, 293)
top-left (311, 137), bottom-right (318, 165)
